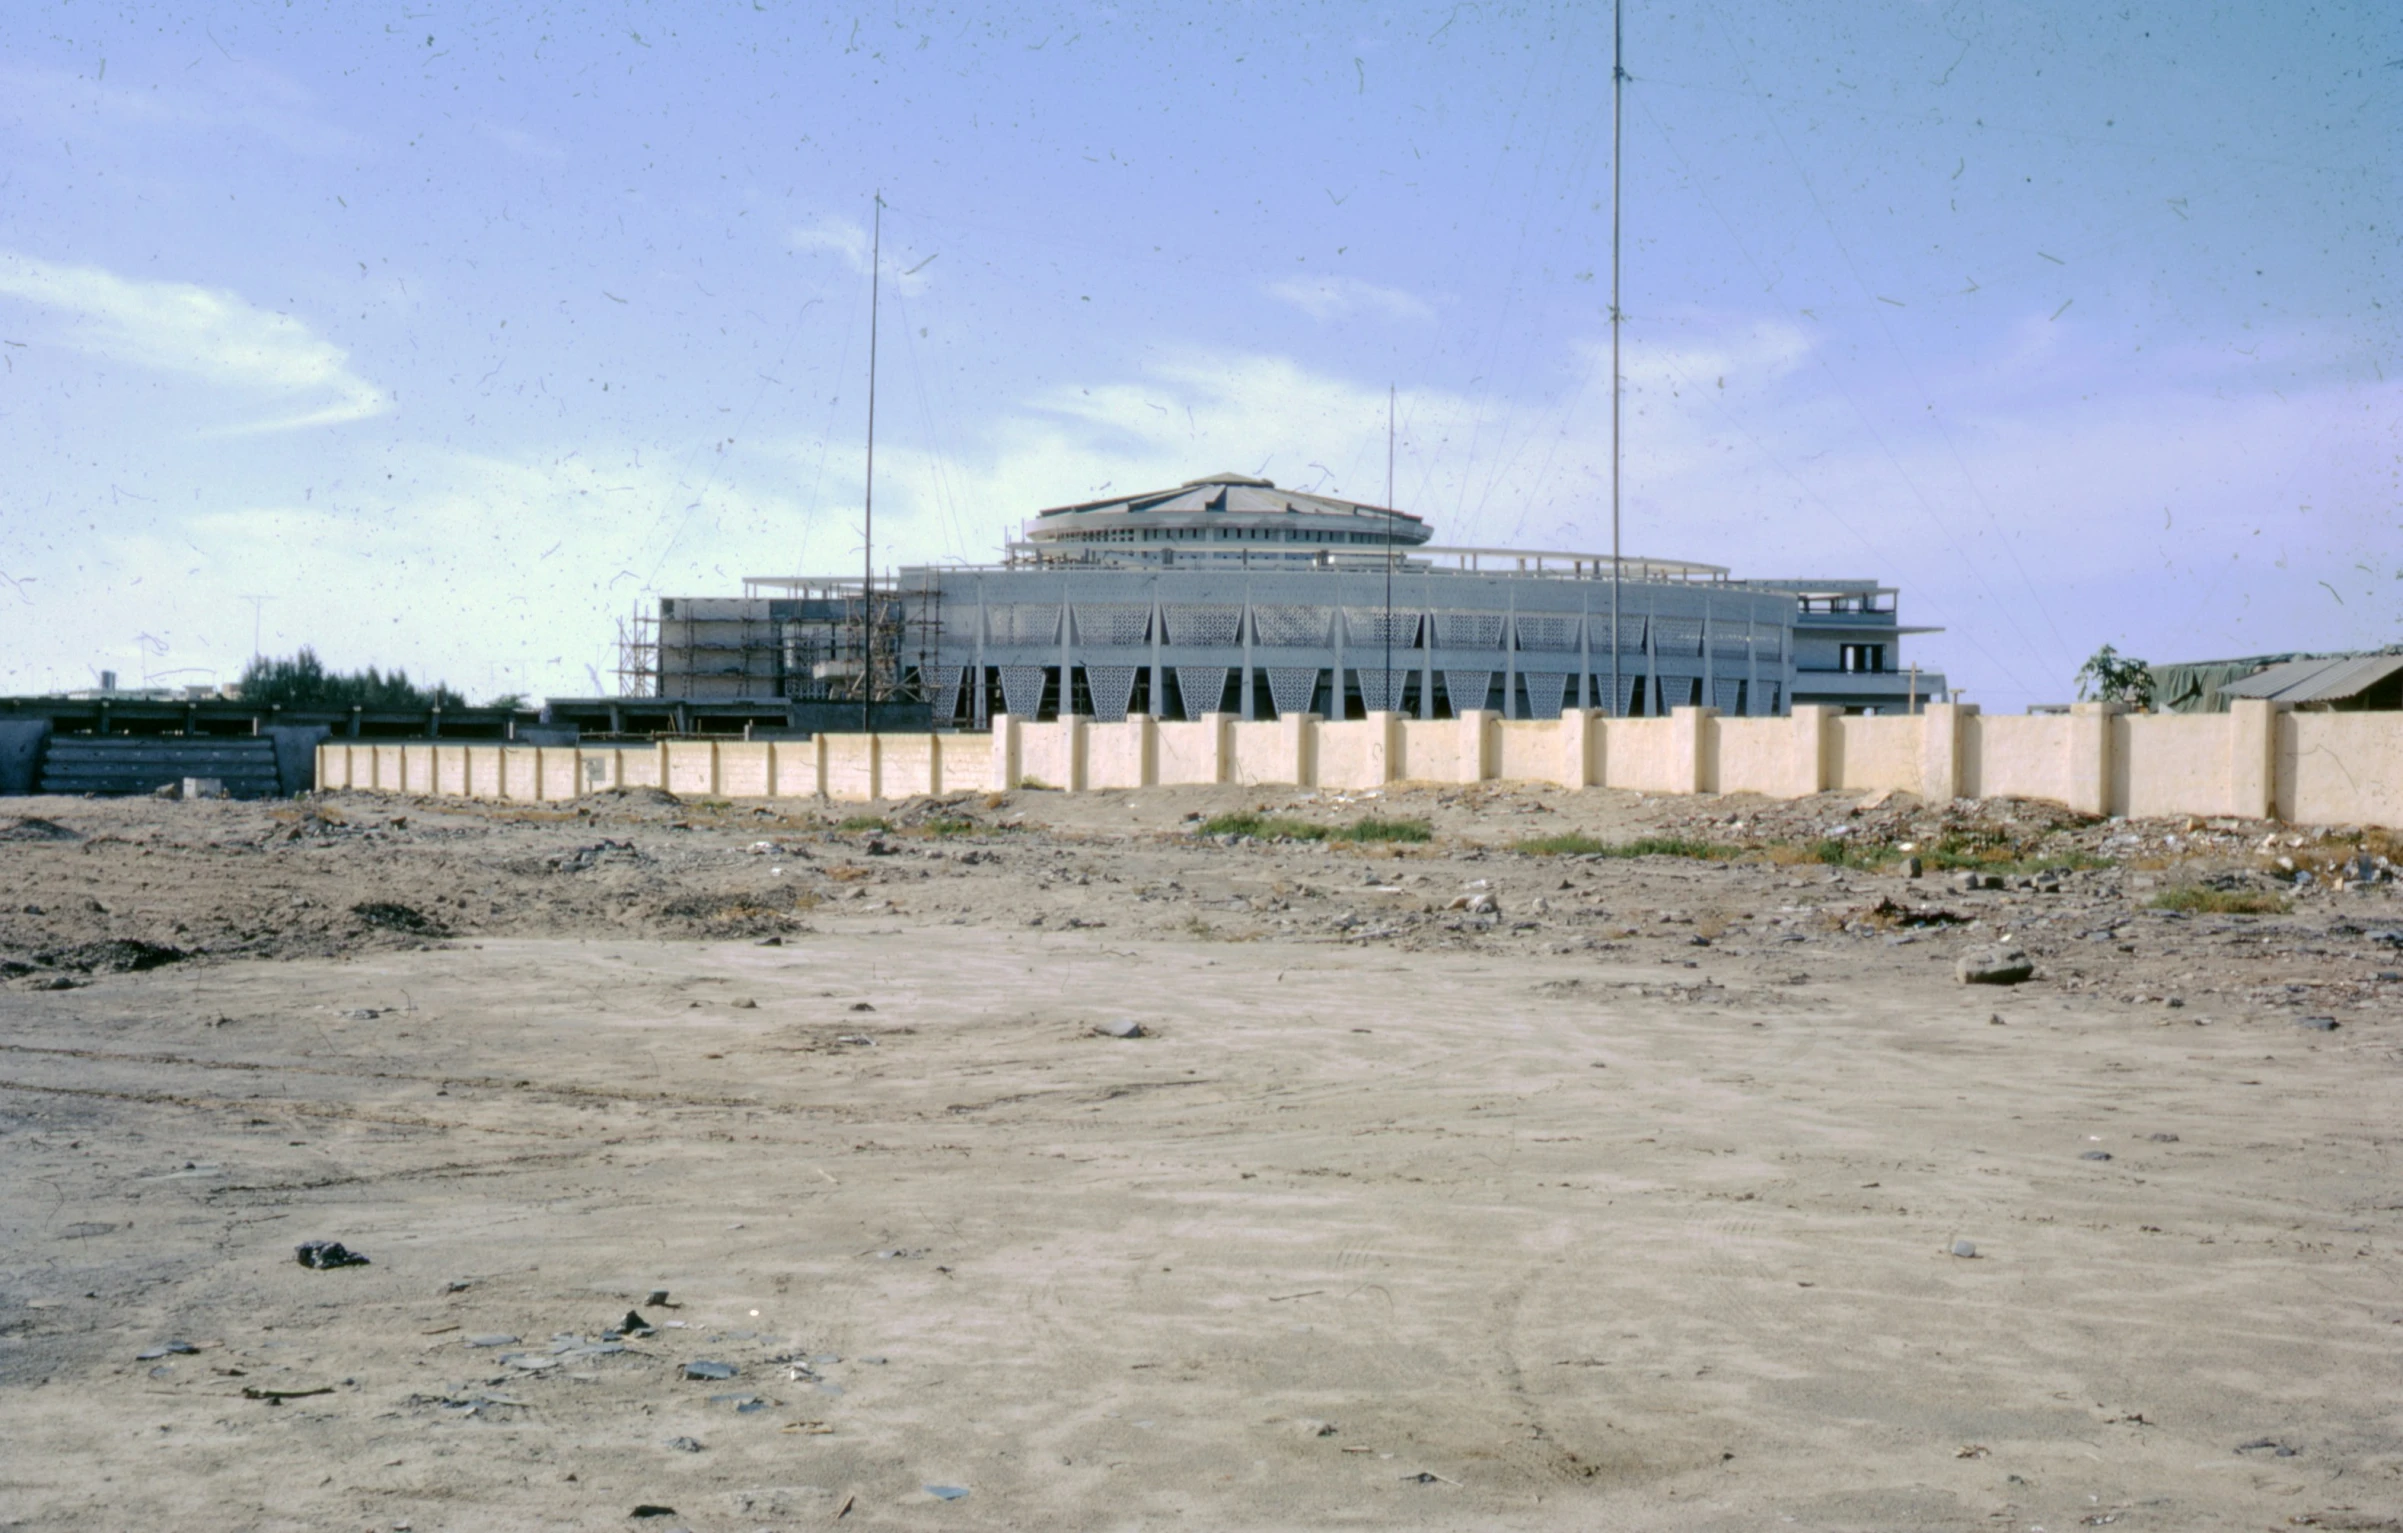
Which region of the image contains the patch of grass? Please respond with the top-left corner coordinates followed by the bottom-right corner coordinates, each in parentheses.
top-left (1607, 834), bottom-right (1735, 860)
top-left (1340, 816), bottom-right (1431, 844)
top-left (1513, 832), bottom-right (1610, 856)
top-left (921, 817), bottom-right (980, 837)
top-left (834, 814), bottom-right (891, 833)
top-left (1199, 812), bottom-right (1432, 844)
top-left (2148, 885), bottom-right (2288, 915)
top-left (1199, 811), bottom-right (1317, 839)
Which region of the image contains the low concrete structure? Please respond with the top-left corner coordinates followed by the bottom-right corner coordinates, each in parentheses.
top-left (318, 698), bottom-right (2403, 828)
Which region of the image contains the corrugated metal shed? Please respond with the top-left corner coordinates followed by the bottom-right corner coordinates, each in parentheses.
top-left (2219, 652), bottom-right (2403, 705)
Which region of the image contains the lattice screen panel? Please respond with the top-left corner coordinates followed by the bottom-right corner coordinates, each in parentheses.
top-left (1514, 615), bottom-right (1581, 652)
top-left (1522, 672), bottom-right (1570, 719)
top-left (922, 666), bottom-right (964, 723)
top-left (998, 665), bottom-right (1050, 719)
top-left (988, 604), bottom-right (1061, 646)
top-left (1356, 668), bottom-right (1409, 713)
top-left (1163, 606), bottom-right (1243, 647)
top-left (1265, 667), bottom-right (1321, 717)
top-left (1174, 666), bottom-right (1230, 719)
top-left (1714, 678), bottom-right (1745, 714)
top-left (1443, 671), bottom-right (1493, 714)
top-left (1084, 666), bottom-right (1139, 723)
top-left (1652, 617), bottom-right (1704, 656)
top-left (1430, 611), bottom-right (1504, 649)
top-left (1073, 604), bottom-right (1151, 647)
top-left (1345, 609), bottom-right (1422, 648)
top-left (1249, 604), bottom-right (1333, 647)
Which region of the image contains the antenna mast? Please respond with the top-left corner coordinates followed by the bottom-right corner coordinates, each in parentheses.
top-left (1609, 0), bottom-right (1625, 720)
top-left (862, 193), bottom-right (882, 735)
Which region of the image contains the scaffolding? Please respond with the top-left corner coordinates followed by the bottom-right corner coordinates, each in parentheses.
top-left (613, 609), bottom-right (657, 699)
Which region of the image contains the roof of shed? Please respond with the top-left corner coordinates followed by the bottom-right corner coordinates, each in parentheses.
top-left (2217, 652), bottom-right (2403, 703)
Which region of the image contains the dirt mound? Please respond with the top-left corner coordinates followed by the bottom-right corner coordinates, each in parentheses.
top-left (42, 938), bottom-right (188, 973)
top-left (0, 816), bottom-right (81, 842)
top-left (350, 901), bottom-right (451, 937)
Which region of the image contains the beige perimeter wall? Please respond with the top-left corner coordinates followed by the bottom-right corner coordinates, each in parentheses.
top-left (318, 700), bottom-right (2402, 827)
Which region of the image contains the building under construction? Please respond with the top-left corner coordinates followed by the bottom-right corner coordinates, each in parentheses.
top-left (605, 473), bottom-right (1943, 732)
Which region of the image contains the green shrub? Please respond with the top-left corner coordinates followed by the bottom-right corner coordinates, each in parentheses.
top-left (1513, 832), bottom-right (1609, 856)
top-left (835, 814), bottom-right (890, 833)
top-left (1340, 816), bottom-right (1432, 844)
top-left (2148, 885), bottom-right (2287, 915)
top-left (1198, 812), bottom-right (1431, 844)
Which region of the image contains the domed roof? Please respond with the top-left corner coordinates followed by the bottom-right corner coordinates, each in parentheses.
top-left (1029, 474), bottom-right (1430, 544)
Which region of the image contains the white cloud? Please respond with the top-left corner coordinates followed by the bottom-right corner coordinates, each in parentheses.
top-left (0, 250), bottom-right (385, 434)
top-left (786, 215), bottom-right (935, 293)
top-left (1264, 274), bottom-right (1434, 322)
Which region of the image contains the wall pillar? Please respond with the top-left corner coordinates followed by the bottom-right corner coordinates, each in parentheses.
top-left (1790, 705), bottom-right (1836, 797)
top-left (1918, 702), bottom-right (1976, 801)
top-left (1136, 713), bottom-right (1160, 787)
top-left (1556, 707), bottom-right (1594, 789)
top-left (2066, 701), bottom-right (2119, 817)
top-left (1457, 709), bottom-right (1497, 783)
top-left (1670, 705), bottom-right (1716, 796)
top-left (1370, 709), bottom-right (1403, 785)
top-left (1279, 711), bottom-right (1316, 787)
top-left (991, 714), bottom-right (1023, 791)
top-left (2228, 698), bottom-right (2279, 820)
top-left (1201, 712), bottom-right (1234, 784)
top-left (1063, 715), bottom-right (1089, 792)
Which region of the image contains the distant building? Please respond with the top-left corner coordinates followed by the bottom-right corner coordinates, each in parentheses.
top-left (625, 474), bottom-right (1945, 729)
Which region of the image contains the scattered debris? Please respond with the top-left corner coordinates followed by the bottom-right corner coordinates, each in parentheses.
top-left (295, 1239), bottom-right (370, 1269)
top-left (1950, 1239), bottom-right (1979, 1258)
top-left (1094, 1018), bottom-right (1147, 1039)
top-left (1955, 946), bottom-right (2033, 986)
top-left (135, 1341), bottom-right (200, 1360)
top-left (925, 1485), bottom-right (970, 1501)
top-left (242, 1385), bottom-right (334, 1402)
top-left (666, 1436), bottom-right (704, 1453)
top-left (683, 1360), bottom-right (738, 1380)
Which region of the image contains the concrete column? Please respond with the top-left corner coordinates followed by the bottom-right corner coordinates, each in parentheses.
top-left (991, 714), bottom-right (1022, 791)
top-left (1148, 591), bottom-right (1165, 720)
top-left (1370, 710), bottom-right (1403, 785)
top-left (1558, 707), bottom-right (1594, 789)
top-left (1670, 706), bottom-right (1716, 796)
top-left (865, 733), bottom-right (884, 802)
top-left (1063, 715), bottom-right (1089, 793)
top-left (1791, 705), bottom-right (1836, 797)
top-left (1283, 711), bottom-right (1316, 787)
top-left (812, 734), bottom-right (831, 799)
top-left (1240, 586), bottom-right (1255, 721)
top-left (2066, 701), bottom-right (2119, 817)
top-left (1458, 709), bottom-right (1496, 783)
top-left (2228, 698), bottom-right (2279, 820)
top-left (1577, 593), bottom-right (1594, 713)
top-left (1200, 712), bottom-right (1233, 784)
top-left (1135, 713), bottom-right (1160, 787)
top-left (1503, 588), bottom-right (1518, 720)
top-left (1918, 702), bottom-right (1977, 802)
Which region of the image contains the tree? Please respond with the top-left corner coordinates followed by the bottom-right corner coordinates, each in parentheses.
top-left (236, 648), bottom-right (468, 711)
top-left (2074, 644), bottom-right (2155, 710)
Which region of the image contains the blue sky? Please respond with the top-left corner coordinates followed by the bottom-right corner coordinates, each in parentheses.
top-left (1, 1), bottom-right (2395, 710)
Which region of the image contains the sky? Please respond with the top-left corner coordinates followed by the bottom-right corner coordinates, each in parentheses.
top-left (0, 1), bottom-right (2396, 712)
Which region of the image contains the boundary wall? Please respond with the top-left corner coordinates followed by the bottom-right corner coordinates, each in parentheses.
top-left (316, 700), bottom-right (2403, 827)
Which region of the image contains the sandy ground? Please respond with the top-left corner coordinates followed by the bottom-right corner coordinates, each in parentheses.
top-left (3, 784), bottom-right (2400, 1531)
